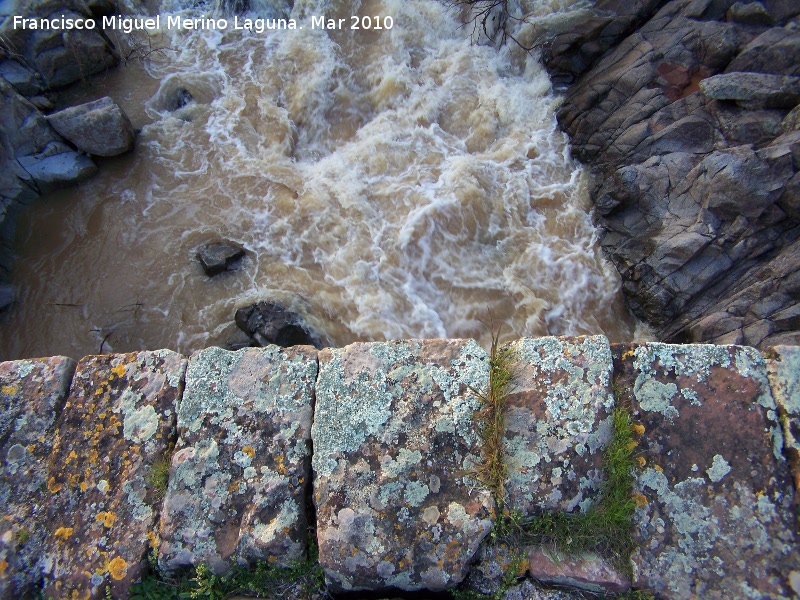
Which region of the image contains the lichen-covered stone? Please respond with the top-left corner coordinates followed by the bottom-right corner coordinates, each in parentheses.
top-left (40, 350), bottom-right (186, 600)
top-left (764, 344), bottom-right (800, 505)
top-left (159, 345), bottom-right (316, 575)
top-left (613, 342), bottom-right (799, 599)
top-left (0, 356), bottom-right (75, 597)
top-left (312, 339), bottom-right (494, 592)
top-left (503, 336), bottom-right (615, 515)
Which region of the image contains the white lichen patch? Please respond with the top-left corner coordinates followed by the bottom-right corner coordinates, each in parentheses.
top-left (706, 454), bottom-right (731, 483)
top-left (766, 346), bottom-right (800, 414)
top-left (122, 403), bottom-right (160, 444)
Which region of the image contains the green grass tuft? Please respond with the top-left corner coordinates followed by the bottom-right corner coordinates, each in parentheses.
top-left (518, 406), bottom-right (639, 575)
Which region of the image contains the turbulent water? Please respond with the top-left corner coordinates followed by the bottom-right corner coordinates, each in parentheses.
top-left (0, 0), bottom-right (644, 360)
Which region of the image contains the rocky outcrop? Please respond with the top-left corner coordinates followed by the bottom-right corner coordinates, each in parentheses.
top-left (551, 0), bottom-right (800, 348)
top-left (1, 336), bottom-right (799, 599)
top-left (196, 241), bottom-right (247, 276)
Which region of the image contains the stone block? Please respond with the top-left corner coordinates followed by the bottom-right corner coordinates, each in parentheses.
top-left (159, 345), bottom-right (317, 574)
top-left (503, 336), bottom-right (615, 516)
top-left (764, 345), bottom-right (800, 504)
top-left (46, 96), bottom-right (135, 157)
top-left (613, 342), bottom-right (799, 599)
top-left (312, 339), bottom-right (494, 593)
top-left (40, 350), bottom-right (186, 600)
top-left (0, 356), bottom-right (75, 597)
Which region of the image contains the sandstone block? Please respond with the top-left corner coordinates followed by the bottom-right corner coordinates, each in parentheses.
top-left (613, 342), bottom-right (799, 599)
top-left (312, 339), bottom-right (494, 593)
top-left (159, 345), bottom-right (317, 574)
top-left (40, 350), bottom-right (186, 600)
top-left (0, 356), bottom-right (75, 597)
top-left (503, 336), bottom-right (615, 515)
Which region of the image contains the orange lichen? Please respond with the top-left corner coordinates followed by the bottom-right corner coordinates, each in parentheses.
top-left (653, 464), bottom-right (663, 472)
top-left (268, 555), bottom-right (278, 564)
top-left (0, 559), bottom-right (7, 574)
top-left (80, 482), bottom-right (89, 492)
top-left (637, 456), bottom-right (647, 467)
top-left (1, 384), bottom-right (18, 396)
top-left (243, 446), bottom-right (255, 458)
top-left (111, 363), bottom-right (127, 378)
top-left (96, 512), bottom-right (116, 528)
top-left (107, 556), bottom-right (128, 581)
top-left (632, 423), bottom-right (645, 436)
top-left (632, 492), bottom-right (648, 508)
top-left (147, 531), bottom-right (159, 549)
top-left (54, 527), bottom-right (74, 540)
top-left (48, 477), bottom-right (63, 494)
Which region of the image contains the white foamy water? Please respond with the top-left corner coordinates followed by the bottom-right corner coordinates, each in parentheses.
top-left (0, 0), bottom-right (642, 360)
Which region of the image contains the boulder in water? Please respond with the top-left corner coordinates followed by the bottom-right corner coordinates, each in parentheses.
top-left (234, 301), bottom-right (322, 348)
top-left (46, 97), bottom-right (135, 157)
top-left (196, 241), bottom-right (246, 276)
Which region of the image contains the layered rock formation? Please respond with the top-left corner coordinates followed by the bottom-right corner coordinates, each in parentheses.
top-left (547, 0), bottom-right (800, 348)
top-left (1, 337), bottom-right (798, 599)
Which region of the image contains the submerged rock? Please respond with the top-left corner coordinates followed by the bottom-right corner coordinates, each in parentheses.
top-left (0, 356), bottom-right (75, 598)
top-left (40, 350), bottom-right (186, 600)
top-left (312, 339), bottom-right (494, 593)
top-left (159, 345), bottom-right (316, 574)
top-left (235, 301), bottom-right (322, 348)
top-left (196, 241), bottom-right (246, 276)
top-left (613, 342), bottom-right (800, 598)
top-left (46, 96), bottom-right (136, 157)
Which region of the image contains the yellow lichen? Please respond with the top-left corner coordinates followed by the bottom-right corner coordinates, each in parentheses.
top-left (243, 446), bottom-right (256, 458)
top-left (147, 530), bottom-right (159, 549)
top-left (80, 482), bottom-right (88, 492)
top-left (107, 556), bottom-right (128, 581)
top-left (96, 512), bottom-right (116, 528)
top-left (632, 492), bottom-right (648, 508)
top-left (47, 477), bottom-right (63, 494)
top-left (636, 456), bottom-right (647, 467)
top-left (632, 423), bottom-right (645, 436)
top-left (653, 464), bottom-right (663, 472)
top-left (111, 363), bottom-right (127, 378)
top-left (54, 527), bottom-right (74, 540)
top-left (1, 384), bottom-right (18, 396)
top-left (0, 559), bottom-right (7, 574)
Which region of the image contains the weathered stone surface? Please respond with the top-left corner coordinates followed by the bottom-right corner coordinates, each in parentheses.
top-left (553, 0), bottom-right (800, 348)
top-left (235, 301), bottom-right (323, 349)
top-left (526, 549), bottom-right (630, 595)
top-left (503, 336), bottom-right (615, 515)
top-left (501, 580), bottom-right (585, 600)
top-left (764, 344), bottom-right (800, 504)
top-left (40, 350), bottom-right (186, 600)
top-left (699, 72), bottom-right (800, 109)
top-left (46, 96), bottom-right (136, 157)
top-left (159, 345), bottom-right (316, 574)
top-left (0, 356), bottom-right (75, 597)
top-left (197, 240), bottom-right (246, 276)
top-left (726, 0), bottom-right (774, 25)
top-left (613, 342), bottom-right (799, 599)
top-left (726, 26), bottom-right (800, 76)
top-left (312, 339), bottom-right (494, 592)
top-left (0, 283), bottom-right (14, 311)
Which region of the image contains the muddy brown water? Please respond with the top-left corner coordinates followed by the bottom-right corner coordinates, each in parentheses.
top-left (0, 0), bottom-right (648, 361)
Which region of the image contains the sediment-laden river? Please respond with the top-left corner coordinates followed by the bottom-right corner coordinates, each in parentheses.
top-left (0, 0), bottom-right (644, 360)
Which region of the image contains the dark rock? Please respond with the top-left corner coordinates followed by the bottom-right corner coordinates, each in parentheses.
top-left (726, 0), bottom-right (774, 25)
top-left (234, 301), bottom-right (322, 348)
top-left (164, 87), bottom-right (193, 112)
top-left (196, 241), bottom-right (246, 276)
top-left (699, 72), bottom-right (800, 109)
top-left (0, 59), bottom-right (47, 96)
top-left (726, 27), bottom-right (800, 76)
top-left (0, 283), bottom-right (14, 311)
top-left (46, 96), bottom-right (135, 157)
